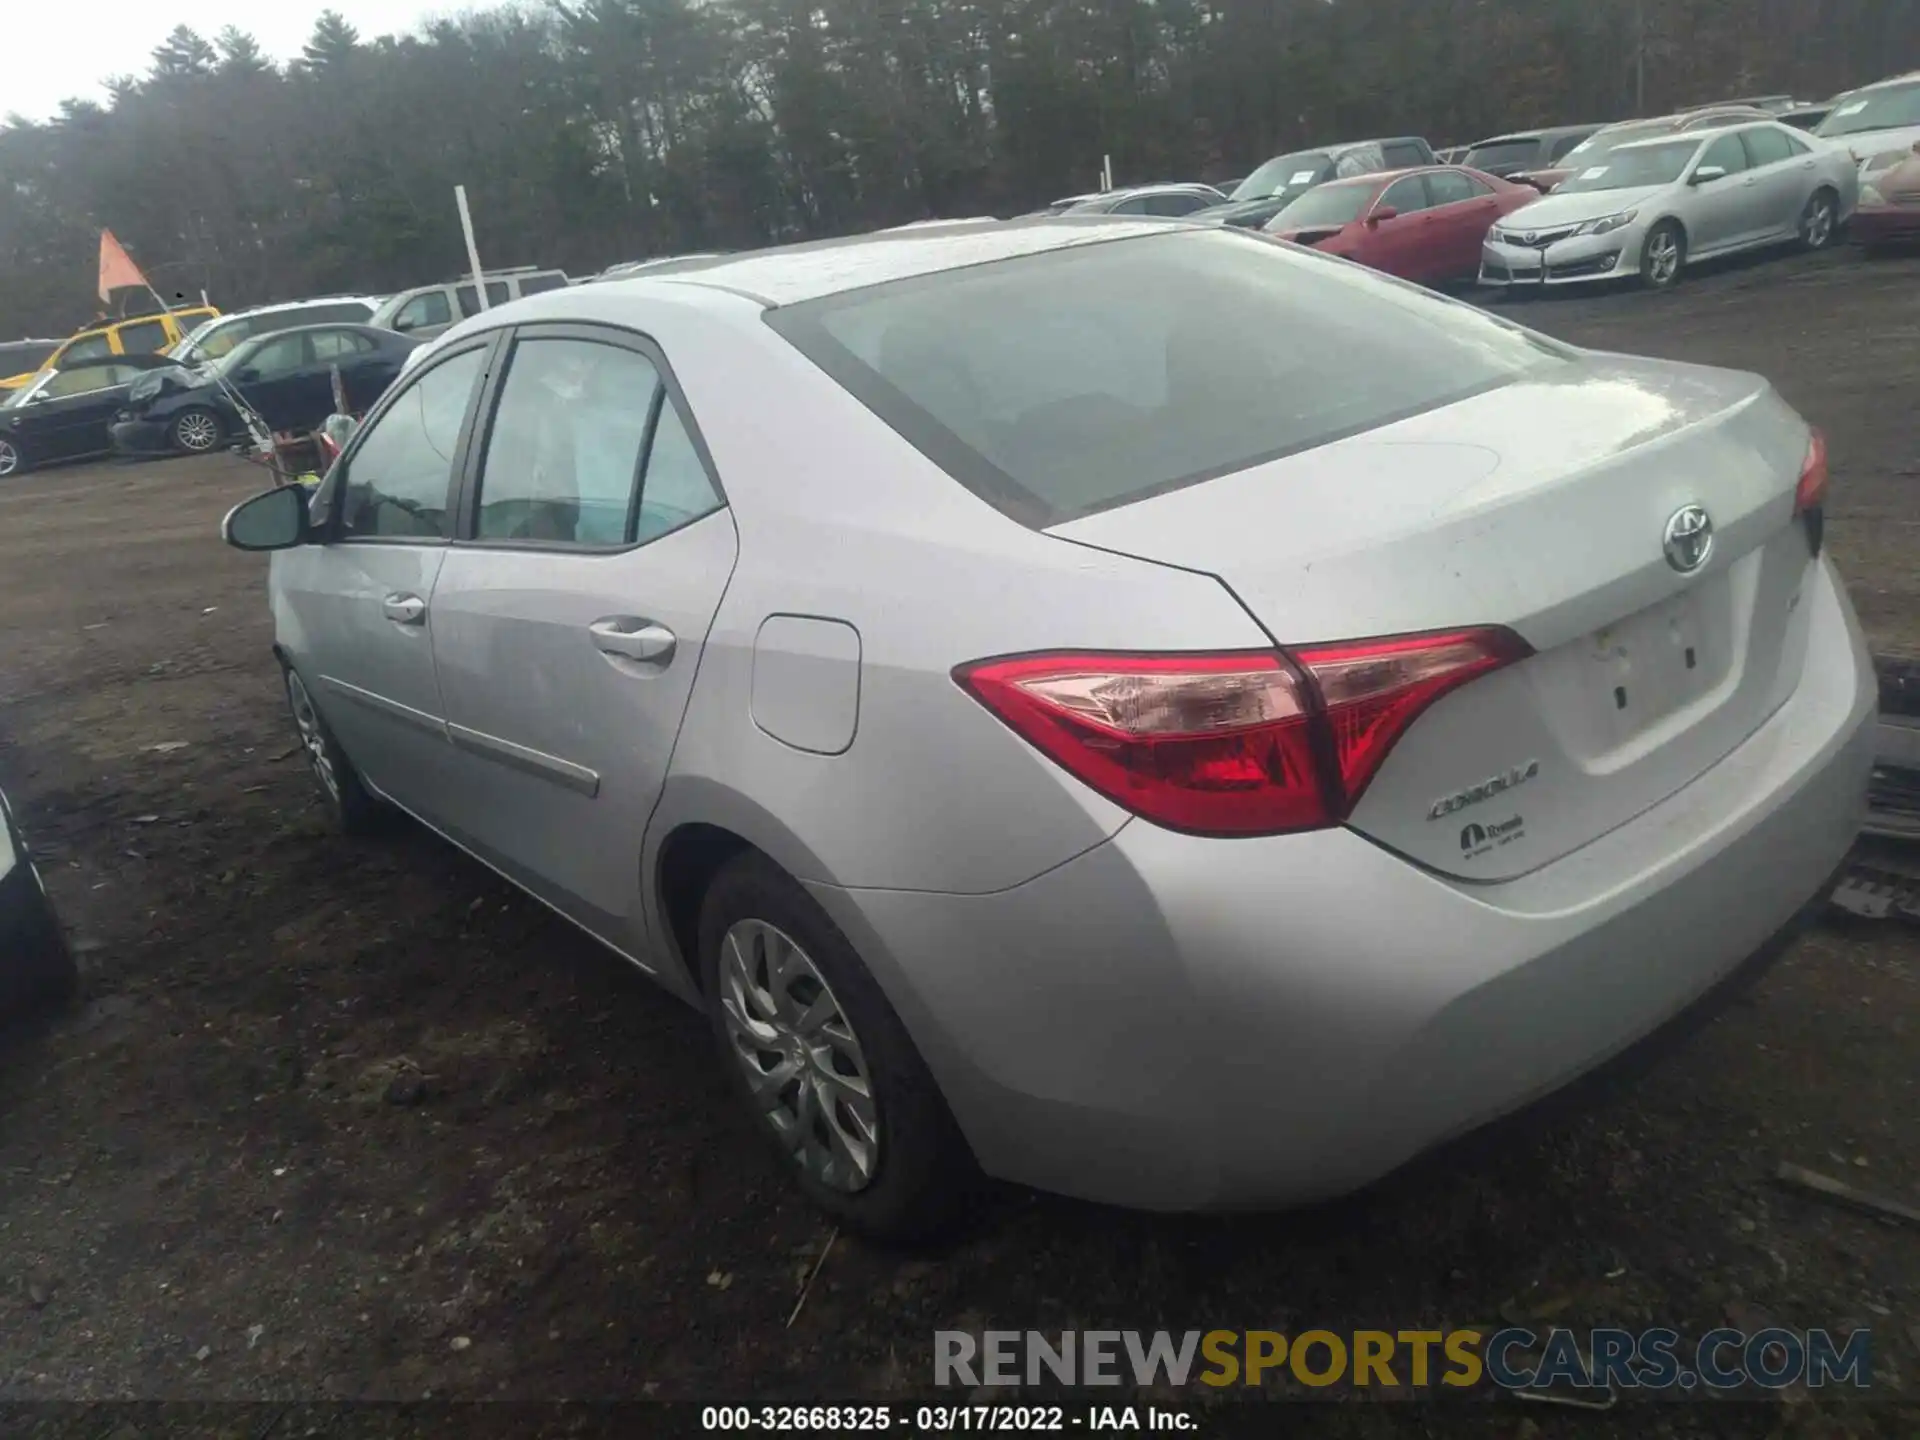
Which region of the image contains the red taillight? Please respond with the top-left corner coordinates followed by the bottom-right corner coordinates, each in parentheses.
top-left (955, 627), bottom-right (1531, 838)
top-left (1794, 428), bottom-right (1828, 515)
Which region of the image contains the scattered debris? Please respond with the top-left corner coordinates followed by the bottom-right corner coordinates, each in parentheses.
top-left (202, 606), bottom-right (218, 615)
top-left (706, 1270), bottom-right (734, 1290)
top-left (1830, 865), bottom-right (1920, 925)
top-left (247, 1324), bottom-right (265, 1350)
top-left (129, 815), bottom-right (160, 826)
top-left (146, 742), bottom-right (189, 755)
top-left (1774, 1161), bottom-right (1920, 1228)
top-left (449, 1336), bottom-right (472, 1352)
top-left (194, 1346), bottom-right (211, 1363)
top-left (270, 745), bottom-right (303, 762)
top-left (787, 1227), bottom-right (839, 1328)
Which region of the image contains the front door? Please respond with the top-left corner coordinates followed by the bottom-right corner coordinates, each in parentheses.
top-left (1422, 169), bottom-right (1504, 278)
top-left (1686, 131), bottom-right (1757, 252)
top-left (425, 326), bottom-right (737, 952)
top-left (1363, 174), bottom-right (1439, 280)
top-left (234, 331), bottom-right (317, 431)
top-left (31, 365), bottom-right (137, 460)
top-left (276, 341), bottom-right (495, 819)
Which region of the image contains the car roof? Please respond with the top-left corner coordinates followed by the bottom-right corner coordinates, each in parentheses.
top-left (1471, 124), bottom-right (1602, 144)
top-left (1846, 71), bottom-right (1920, 95)
top-left (210, 297), bottom-right (380, 319)
top-left (1608, 129), bottom-right (1726, 155)
top-left (602, 217), bottom-right (1181, 307)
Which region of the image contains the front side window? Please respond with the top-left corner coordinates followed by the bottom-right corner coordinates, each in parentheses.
top-left (1378, 176), bottom-right (1432, 215)
top-left (194, 320), bottom-right (251, 360)
top-left (42, 367), bottom-right (118, 398)
top-left (1268, 183), bottom-right (1373, 230)
top-left (456, 282), bottom-right (512, 318)
top-left (338, 348), bottom-right (485, 540)
top-left (1548, 132), bottom-right (1591, 162)
top-left (61, 334), bottom-right (113, 364)
top-left (1696, 132), bottom-right (1750, 178)
top-left (396, 291), bottom-right (453, 332)
top-left (769, 229), bottom-right (1567, 527)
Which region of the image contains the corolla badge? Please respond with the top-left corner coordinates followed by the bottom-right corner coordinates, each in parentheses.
top-left (1663, 504), bottom-right (1714, 574)
top-left (1428, 760), bottom-right (1541, 822)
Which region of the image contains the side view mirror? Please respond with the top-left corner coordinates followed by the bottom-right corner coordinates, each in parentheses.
top-left (222, 484), bottom-right (309, 552)
top-left (1690, 165), bottom-right (1728, 186)
top-left (1367, 206), bottom-right (1399, 226)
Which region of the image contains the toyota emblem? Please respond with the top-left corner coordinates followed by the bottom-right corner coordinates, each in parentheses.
top-left (1520, 231), bottom-right (1537, 244)
top-left (1663, 504), bottom-right (1714, 574)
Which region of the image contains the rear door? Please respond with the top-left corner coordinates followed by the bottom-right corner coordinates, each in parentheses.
top-left (425, 323), bottom-right (736, 950)
top-left (235, 331), bottom-right (315, 430)
top-left (278, 340), bottom-right (496, 819)
top-left (40, 363), bottom-right (141, 458)
top-left (1422, 169), bottom-right (1503, 277)
top-left (1739, 125), bottom-right (1809, 237)
top-left (307, 328), bottom-right (384, 418)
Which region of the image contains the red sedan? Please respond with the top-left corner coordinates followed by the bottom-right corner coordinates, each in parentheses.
top-left (1264, 167), bottom-right (1540, 283)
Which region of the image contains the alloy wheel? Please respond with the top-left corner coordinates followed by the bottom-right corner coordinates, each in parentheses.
top-left (176, 412), bottom-right (220, 452)
top-left (1804, 196), bottom-right (1835, 249)
top-left (286, 670), bottom-right (341, 806)
top-left (1647, 231), bottom-right (1681, 285)
top-left (718, 918), bottom-right (880, 1193)
top-left (0, 439), bottom-right (17, 477)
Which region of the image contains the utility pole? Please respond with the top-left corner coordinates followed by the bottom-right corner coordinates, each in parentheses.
top-left (1634, 0), bottom-right (1646, 114)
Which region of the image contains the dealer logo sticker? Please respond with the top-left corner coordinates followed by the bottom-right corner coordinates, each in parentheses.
top-left (1461, 815), bottom-right (1526, 858)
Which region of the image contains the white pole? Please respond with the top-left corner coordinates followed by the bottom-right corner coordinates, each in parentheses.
top-left (200, 289), bottom-right (210, 307)
top-left (1102, 154), bottom-right (1113, 191)
top-left (455, 184), bottom-right (488, 311)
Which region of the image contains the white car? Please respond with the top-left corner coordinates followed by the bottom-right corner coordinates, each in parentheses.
top-left (1481, 120), bottom-right (1859, 290)
top-left (1814, 71), bottom-right (1920, 176)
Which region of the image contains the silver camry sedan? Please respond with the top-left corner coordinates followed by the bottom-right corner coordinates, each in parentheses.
top-left (223, 219), bottom-right (1875, 1238)
top-left (1482, 120), bottom-right (1858, 289)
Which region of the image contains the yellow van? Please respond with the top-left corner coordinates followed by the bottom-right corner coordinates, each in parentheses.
top-left (0, 307), bottom-right (220, 392)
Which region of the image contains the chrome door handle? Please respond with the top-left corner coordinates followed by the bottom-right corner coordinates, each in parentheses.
top-left (589, 618), bottom-right (676, 664)
top-left (383, 593), bottom-right (427, 625)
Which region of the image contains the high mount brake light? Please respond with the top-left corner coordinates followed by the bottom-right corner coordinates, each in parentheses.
top-left (955, 627), bottom-right (1532, 838)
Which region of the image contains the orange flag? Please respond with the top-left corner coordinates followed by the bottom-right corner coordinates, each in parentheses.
top-left (98, 229), bottom-right (150, 304)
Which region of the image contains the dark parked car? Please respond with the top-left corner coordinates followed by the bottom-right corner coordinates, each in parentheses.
top-left (1462, 124), bottom-right (1606, 179)
top-left (111, 324), bottom-right (418, 458)
top-left (0, 783), bottom-right (74, 1019)
top-left (1194, 137), bottom-right (1436, 228)
top-left (0, 355), bottom-right (176, 477)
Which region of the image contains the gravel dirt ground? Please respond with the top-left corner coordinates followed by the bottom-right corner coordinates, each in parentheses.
top-left (0, 246), bottom-right (1917, 1436)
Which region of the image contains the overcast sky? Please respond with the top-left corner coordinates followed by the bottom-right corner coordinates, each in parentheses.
top-left (8, 2), bottom-right (441, 123)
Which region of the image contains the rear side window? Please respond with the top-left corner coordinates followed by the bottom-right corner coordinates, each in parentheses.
top-left (1145, 193), bottom-right (1211, 216)
top-left (1427, 171), bottom-right (1490, 204)
top-left (1548, 132), bottom-right (1590, 162)
top-left (310, 329), bottom-right (375, 360)
top-left (769, 230), bottom-right (1567, 526)
top-left (1463, 139), bottom-right (1541, 172)
top-left (1381, 141), bottom-right (1430, 168)
top-left (456, 282), bottom-right (511, 318)
top-left (62, 334), bottom-right (113, 363)
top-left (515, 273), bottom-right (569, 297)
top-left (396, 291), bottom-right (453, 331)
top-left (295, 302), bottom-right (377, 325)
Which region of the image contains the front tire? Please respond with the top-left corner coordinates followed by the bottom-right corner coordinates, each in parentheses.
top-left (282, 662), bottom-right (385, 836)
top-left (172, 407), bottom-right (224, 454)
top-left (1639, 221), bottom-right (1687, 290)
top-left (1799, 188), bottom-right (1839, 251)
top-left (0, 435), bottom-right (26, 478)
top-left (698, 852), bottom-right (975, 1241)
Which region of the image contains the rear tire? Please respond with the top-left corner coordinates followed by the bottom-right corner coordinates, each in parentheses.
top-left (1799, 188), bottom-right (1839, 251)
top-left (0, 435), bottom-right (26, 478)
top-left (281, 661), bottom-right (386, 836)
top-left (1639, 221), bottom-right (1687, 290)
top-left (0, 804), bottom-right (77, 1020)
top-left (171, 407), bottom-right (223, 454)
top-left (698, 851), bottom-right (975, 1242)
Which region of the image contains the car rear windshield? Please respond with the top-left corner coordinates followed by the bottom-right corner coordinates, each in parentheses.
top-left (1463, 139), bottom-right (1541, 171)
top-left (766, 230), bottom-right (1570, 527)
top-left (1816, 80), bottom-right (1920, 138)
top-left (1269, 183), bottom-right (1373, 229)
top-left (1557, 138), bottom-right (1699, 192)
top-left (1231, 153), bottom-right (1331, 201)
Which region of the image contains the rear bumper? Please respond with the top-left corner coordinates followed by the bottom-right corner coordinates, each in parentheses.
top-left (817, 559), bottom-right (1875, 1210)
top-left (109, 418), bottom-right (176, 458)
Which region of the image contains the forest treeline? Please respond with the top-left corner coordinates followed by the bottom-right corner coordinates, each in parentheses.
top-left (2, 0), bottom-right (1915, 335)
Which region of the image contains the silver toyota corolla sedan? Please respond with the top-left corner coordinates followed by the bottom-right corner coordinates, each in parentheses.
top-left (222, 218), bottom-right (1875, 1238)
top-left (1481, 120), bottom-right (1858, 290)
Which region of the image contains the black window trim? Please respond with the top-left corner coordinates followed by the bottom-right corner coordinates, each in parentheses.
top-left (447, 319), bottom-right (730, 556)
top-left (321, 331), bottom-right (506, 547)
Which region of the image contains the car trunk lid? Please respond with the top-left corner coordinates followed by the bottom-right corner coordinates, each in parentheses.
top-left (1048, 354), bottom-right (1820, 879)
